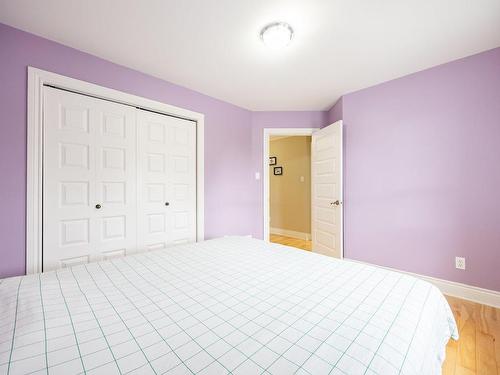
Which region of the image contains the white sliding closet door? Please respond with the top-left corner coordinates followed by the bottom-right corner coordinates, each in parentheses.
top-left (43, 87), bottom-right (137, 270)
top-left (137, 110), bottom-right (197, 251)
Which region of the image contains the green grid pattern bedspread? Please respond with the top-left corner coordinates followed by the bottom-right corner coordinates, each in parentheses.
top-left (0, 237), bottom-right (458, 375)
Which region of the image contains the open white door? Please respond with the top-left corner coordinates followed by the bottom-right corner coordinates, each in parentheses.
top-left (311, 121), bottom-right (343, 258)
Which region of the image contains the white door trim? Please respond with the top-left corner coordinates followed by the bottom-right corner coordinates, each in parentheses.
top-left (27, 67), bottom-right (205, 274)
top-left (263, 128), bottom-right (316, 242)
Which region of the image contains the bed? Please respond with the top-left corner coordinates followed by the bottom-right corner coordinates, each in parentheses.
top-left (0, 237), bottom-right (458, 375)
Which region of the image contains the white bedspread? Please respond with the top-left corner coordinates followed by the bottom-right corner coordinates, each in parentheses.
top-left (0, 237), bottom-right (458, 375)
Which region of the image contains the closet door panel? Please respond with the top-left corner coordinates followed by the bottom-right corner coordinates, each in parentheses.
top-left (43, 87), bottom-right (97, 270)
top-left (94, 100), bottom-right (138, 258)
top-left (137, 111), bottom-right (196, 251)
top-left (167, 118), bottom-right (197, 244)
top-left (43, 87), bottom-right (137, 271)
top-left (137, 111), bottom-right (171, 251)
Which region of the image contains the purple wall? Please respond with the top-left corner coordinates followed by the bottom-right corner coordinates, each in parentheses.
top-left (250, 111), bottom-right (328, 238)
top-left (338, 47), bottom-right (500, 291)
top-left (327, 97), bottom-right (343, 125)
top-left (0, 23), bottom-right (255, 278)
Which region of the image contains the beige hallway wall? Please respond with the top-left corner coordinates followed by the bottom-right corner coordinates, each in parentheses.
top-left (269, 136), bottom-right (311, 236)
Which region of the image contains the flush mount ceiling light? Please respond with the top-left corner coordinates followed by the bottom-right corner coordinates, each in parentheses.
top-left (260, 22), bottom-right (294, 48)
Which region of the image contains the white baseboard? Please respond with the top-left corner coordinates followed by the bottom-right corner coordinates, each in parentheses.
top-left (347, 259), bottom-right (500, 308)
top-left (270, 227), bottom-right (311, 241)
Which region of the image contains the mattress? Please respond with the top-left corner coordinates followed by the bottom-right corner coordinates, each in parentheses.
top-left (0, 237), bottom-right (458, 375)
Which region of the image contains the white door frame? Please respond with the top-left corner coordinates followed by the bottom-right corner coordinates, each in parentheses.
top-left (262, 128), bottom-right (316, 242)
top-left (27, 67), bottom-right (205, 274)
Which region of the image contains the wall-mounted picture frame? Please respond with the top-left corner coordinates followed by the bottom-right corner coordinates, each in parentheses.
top-left (273, 166), bottom-right (283, 175)
top-left (269, 156), bottom-right (277, 166)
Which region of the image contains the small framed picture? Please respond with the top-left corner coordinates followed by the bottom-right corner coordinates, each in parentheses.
top-left (273, 166), bottom-right (283, 175)
top-left (269, 156), bottom-right (277, 166)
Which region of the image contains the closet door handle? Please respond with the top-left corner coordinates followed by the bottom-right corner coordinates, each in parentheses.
top-left (165, 202), bottom-right (170, 206)
top-left (95, 204), bottom-right (102, 209)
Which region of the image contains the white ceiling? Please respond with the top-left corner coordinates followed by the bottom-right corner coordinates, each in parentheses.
top-left (1, 0), bottom-right (500, 110)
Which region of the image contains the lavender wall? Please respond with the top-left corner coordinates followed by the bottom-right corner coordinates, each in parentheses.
top-left (338, 47), bottom-right (500, 291)
top-left (327, 97), bottom-right (343, 125)
top-left (0, 23), bottom-right (255, 278)
top-left (250, 111), bottom-right (328, 238)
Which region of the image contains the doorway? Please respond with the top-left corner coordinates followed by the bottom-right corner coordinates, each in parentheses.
top-left (263, 122), bottom-right (343, 258)
top-left (269, 135), bottom-right (312, 251)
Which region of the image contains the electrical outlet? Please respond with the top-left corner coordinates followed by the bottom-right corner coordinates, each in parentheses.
top-left (455, 257), bottom-right (466, 270)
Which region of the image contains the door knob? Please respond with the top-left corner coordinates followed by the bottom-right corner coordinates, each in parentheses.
top-left (95, 204), bottom-right (102, 209)
top-left (330, 200), bottom-right (340, 206)
top-left (165, 202), bottom-right (170, 206)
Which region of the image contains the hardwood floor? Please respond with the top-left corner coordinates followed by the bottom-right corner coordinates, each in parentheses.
top-left (270, 234), bottom-right (500, 374)
top-left (443, 295), bottom-right (500, 375)
top-left (270, 234), bottom-right (312, 251)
